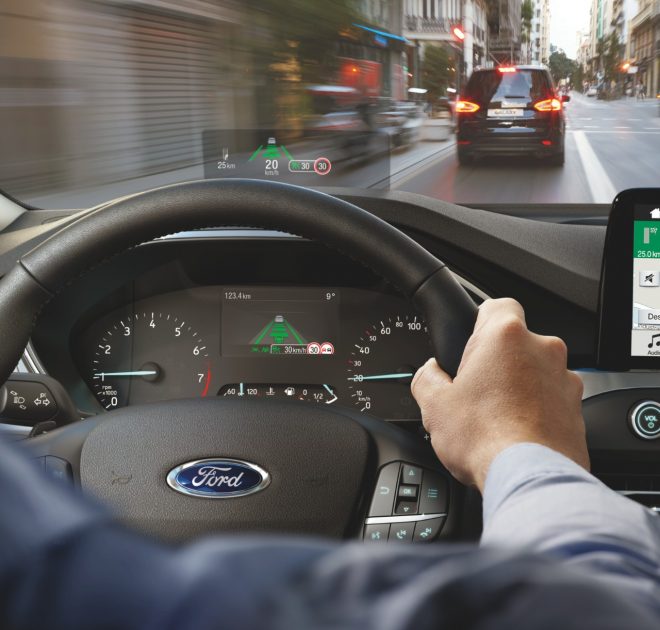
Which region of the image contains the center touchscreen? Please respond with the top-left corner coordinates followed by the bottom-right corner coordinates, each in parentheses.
top-left (631, 204), bottom-right (660, 357)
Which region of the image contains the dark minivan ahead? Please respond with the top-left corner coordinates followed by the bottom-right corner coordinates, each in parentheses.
top-left (456, 66), bottom-right (568, 166)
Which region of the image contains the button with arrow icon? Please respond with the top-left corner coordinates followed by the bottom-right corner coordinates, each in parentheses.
top-left (413, 517), bottom-right (445, 542)
top-left (394, 499), bottom-right (417, 516)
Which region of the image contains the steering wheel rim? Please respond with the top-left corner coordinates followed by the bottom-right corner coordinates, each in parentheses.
top-left (2, 179), bottom-right (478, 541)
top-left (0, 179), bottom-right (476, 383)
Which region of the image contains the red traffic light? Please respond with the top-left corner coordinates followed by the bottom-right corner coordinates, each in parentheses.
top-left (452, 26), bottom-right (465, 41)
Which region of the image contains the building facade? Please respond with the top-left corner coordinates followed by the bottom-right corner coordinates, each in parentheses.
top-left (403, 0), bottom-right (488, 84)
top-left (530, 0), bottom-right (551, 64)
top-left (487, 0), bottom-right (523, 64)
top-left (630, 0), bottom-right (659, 96)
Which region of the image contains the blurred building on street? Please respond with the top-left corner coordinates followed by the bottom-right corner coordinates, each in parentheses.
top-left (630, 0), bottom-right (659, 95)
top-left (487, 0), bottom-right (523, 64)
top-left (530, 0), bottom-right (551, 64)
top-left (403, 0), bottom-right (489, 91)
top-left (0, 0), bottom-right (252, 199)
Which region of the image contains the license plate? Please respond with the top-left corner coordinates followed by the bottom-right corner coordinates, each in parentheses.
top-left (488, 108), bottom-right (524, 118)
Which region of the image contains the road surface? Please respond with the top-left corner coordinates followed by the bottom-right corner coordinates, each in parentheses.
top-left (393, 92), bottom-right (660, 205)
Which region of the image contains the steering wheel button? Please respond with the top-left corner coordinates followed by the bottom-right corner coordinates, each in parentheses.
top-left (398, 484), bottom-right (418, 499)
top-left (413, 517), bottom-right (445, 542)
top-left (401, 464), bottom-right (422, 484)
top-left (388, 524), bottom-right (414, 543)
top-left (394, 499), bottom-right (418, 516)
top-left (364, 524), bottom-right (390, 542)
top-left (629, 402), bottom-right (660, 440)
top-left (419, 470), bottom-right (449, 514)
top-left (368, 462), bottom-right (400, 517)
top-left (44, 456), bottom-right (73, 484)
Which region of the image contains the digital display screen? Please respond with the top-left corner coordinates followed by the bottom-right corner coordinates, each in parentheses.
top-left (202, 129), bottom-right (390, 189)
top-left (220, 287), bottom-right (339, 358)
top-left (631, 204), bottom-right (660, 356)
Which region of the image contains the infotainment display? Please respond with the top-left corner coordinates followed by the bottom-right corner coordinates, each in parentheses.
top-left (631, 205), bottom-right (660, 357)
top-left (597, 189), bottom-right (660, 370)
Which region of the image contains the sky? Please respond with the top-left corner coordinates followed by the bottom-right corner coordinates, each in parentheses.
top-left (550, 0), bottom-right (592, 58)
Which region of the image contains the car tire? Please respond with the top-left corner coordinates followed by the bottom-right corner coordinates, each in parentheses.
top-left (457, 147), bottom-right (473, 166)
top-left (548, 148), bottom-right (565, 167)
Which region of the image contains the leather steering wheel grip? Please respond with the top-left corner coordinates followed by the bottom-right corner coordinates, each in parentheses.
top-left (0, 179), bottom-right (477, 383)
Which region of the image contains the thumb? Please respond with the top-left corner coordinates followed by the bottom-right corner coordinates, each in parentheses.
top-left (411, 357), bottom-right (453, 408)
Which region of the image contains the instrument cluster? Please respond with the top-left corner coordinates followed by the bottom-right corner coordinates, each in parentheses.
top-left (76, 285), bottom-right (431, 420)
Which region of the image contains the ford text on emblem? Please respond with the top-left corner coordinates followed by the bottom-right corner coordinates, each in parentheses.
top-left (167, 459), bottom-right (270, 498)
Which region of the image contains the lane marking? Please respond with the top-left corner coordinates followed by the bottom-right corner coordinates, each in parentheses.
top-left (572, 130), bottom-right (617, 204)
top-left (580, 130), bottom-right (660, 134)
top-left (391, 140), bottom-right (456, 188)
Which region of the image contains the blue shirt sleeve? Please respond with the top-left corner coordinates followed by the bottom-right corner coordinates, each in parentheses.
top-left (481, 443), bottom-right (660, 616)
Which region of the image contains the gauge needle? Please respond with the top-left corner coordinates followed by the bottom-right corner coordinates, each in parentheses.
top-left (94, 370), bottom-right (158, 378)
top-left (323, 384), bottom-right (338, 404)
top-left (347, 372), bottom-right (414, 381)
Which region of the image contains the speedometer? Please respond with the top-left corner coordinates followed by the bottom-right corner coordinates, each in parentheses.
top-left (346, 314), bottom-right (430, 418)
top-left (90, 311), bottom-right (211, 409)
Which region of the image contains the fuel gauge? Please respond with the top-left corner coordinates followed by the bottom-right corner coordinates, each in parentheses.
top-left (218, 383), bottom-right (337, 405)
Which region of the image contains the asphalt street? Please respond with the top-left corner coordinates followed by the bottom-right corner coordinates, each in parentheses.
top-left (394, 92), bottom-right (660, 205)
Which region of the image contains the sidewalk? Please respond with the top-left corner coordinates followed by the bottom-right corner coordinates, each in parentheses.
top-left (570, 91), bottom-right (658, 110)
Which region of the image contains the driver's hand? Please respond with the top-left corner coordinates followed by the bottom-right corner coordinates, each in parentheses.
top-left (411, 298), bottom-right (589, 492)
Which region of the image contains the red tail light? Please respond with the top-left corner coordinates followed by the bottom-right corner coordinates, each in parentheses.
top-left (456, 100), bottom-right (480, 114)
top-left (534, 98), bottom-right (562, 112)
top-left (498, 67), bottom-right (517, 73)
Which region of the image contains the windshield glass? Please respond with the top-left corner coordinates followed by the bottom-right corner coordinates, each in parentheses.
top-left (0, 0), bottom-right (658, 209)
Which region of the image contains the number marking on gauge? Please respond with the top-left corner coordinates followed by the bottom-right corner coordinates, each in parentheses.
top-left (346, 314), bottom-right (429, 418)
top-left (90, 312), bottom-right (210, 409)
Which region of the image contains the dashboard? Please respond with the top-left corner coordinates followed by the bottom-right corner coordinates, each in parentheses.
top-left (4, 188), bottom-right (660, 519)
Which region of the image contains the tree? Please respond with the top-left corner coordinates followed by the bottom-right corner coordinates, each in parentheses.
top-left (602, 32), bottom-right (624, 83)
top-left (245, 0), bottom-right (358, 85)
top-left (421, 44), bottom-right (452, 104)
top-left (548, 50), bottom-right (577, 85)
top-left (520, 0), bottom-right (534, 63)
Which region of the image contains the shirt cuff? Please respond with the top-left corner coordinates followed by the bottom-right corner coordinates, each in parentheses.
top-left (482, 442), bottom-right (594, 524)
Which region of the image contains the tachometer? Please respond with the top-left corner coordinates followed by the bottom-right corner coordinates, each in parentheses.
top-left (90, 312), bottom-right (210, 409)
top-left (346, 314), bottom-right (430, 418)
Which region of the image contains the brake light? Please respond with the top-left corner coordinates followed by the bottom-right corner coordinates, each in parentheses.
top-left (498, 67), bottom-right (517, 73)
top-left (456, 100), bottom-right (480, 113)
top-left (534, 98), bottom-right (562, 112)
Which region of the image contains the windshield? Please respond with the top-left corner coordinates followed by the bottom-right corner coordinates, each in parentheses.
top-left (0, 0), bottom-right (658, 209)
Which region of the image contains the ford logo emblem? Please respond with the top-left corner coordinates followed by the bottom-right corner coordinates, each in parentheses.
top-left (166, 459), bottom-right (270, 498)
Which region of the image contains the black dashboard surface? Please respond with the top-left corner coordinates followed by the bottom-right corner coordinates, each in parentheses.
top-left (1, 190), bottom-right (605, 381)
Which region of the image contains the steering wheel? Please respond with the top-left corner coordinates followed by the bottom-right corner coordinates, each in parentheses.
top-left (0, 180), bottom-right (477, 541)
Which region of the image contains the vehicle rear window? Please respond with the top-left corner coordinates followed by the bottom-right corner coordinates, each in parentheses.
top-left (464, 70), bottom-right (552, 104)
